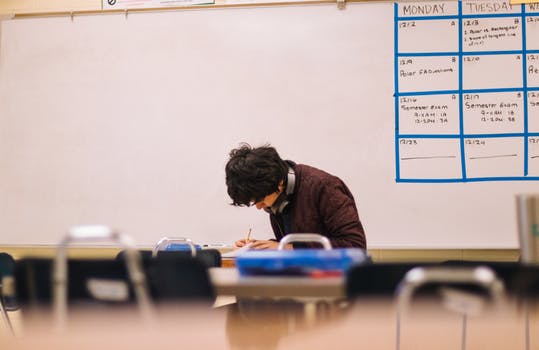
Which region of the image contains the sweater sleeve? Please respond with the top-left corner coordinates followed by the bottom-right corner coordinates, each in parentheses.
top-left (317, 179), bottom-right (367, 249)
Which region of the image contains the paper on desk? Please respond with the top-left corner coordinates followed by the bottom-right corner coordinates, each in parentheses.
top-left (221, 242), bottom-right (253, 258)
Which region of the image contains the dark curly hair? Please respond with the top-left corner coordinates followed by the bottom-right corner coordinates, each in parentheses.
top-left (225, 143), bottom-right (288, 206)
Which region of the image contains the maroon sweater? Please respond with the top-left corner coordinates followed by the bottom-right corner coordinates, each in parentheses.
top-left (269, 163), bottom-right (366, 249)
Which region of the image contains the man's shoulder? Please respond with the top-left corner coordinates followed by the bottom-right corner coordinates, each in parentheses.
top-left (295, 164), bottom-right (340, 185)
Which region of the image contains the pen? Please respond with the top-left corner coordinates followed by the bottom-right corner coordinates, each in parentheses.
top-left (203, 244), bottom-right (232, 248)
top-left (246, 228), bottom-right (252, 242)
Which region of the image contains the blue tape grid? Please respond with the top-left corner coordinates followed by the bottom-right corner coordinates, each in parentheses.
top-left (394, 1), bottom-right (539, 182)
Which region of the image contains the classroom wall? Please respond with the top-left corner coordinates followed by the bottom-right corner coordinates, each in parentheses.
top-left (0, 0), bottom-right (526, 261)
top-left (0, 0), bottom-right (299, 14)
top-left (0, 0), bottom-right (101, 14)
top-left (1, 0), bottom-right (533, 251)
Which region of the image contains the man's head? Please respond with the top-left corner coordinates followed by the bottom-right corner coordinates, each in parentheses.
top-left (225, 143), bottom-right (288, 209)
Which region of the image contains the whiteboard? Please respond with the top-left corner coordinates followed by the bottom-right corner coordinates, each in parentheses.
top-left (0, 1), bottom-right (536, 248)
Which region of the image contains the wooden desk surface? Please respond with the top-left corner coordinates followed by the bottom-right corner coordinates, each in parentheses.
top-left (209, 267), bottom-right (345, 298)
top-left (2, 301), bottom-right (537, 350)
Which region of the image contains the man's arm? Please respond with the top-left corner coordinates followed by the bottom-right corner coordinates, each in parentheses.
top-left (318, 179), bottom-right (366, 249)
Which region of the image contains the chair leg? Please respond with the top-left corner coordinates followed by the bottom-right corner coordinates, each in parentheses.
top-left (525, 302), bottom-right (529, 350)
top-left (0, 296), bottom-right (15, 336)
top-left (396, 311), bottom-right (401, 350)
top-left (461, 313), bottom-right (467, 350)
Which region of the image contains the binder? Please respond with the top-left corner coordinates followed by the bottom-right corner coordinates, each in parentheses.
top-left (236, 248), bottom-right (369, 277)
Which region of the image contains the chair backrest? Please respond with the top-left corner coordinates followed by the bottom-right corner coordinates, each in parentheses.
top-left (116, 249), bottom-right (222, 268)
top-left (151, 236), bottom-right (222, 268)
top-left (15, 258), bottom-right (138, 307)
top-left (0, 253), bottom-right (15, 279)
top-left (146, 254), bottom-right (215, 303)
top-left (396, 265), bottom-right (505, 314)
top-left (156, 250), bottom-right (222, 268)
top-left (0, 252), bottom-right (17, 334)
top-left (153, 237), bottom-right (199, 257)
top-left (0, 253), bottom-right (18, 311)
top-left (394, 265), bottom-right (506, 350)
top-left (14, 256), bottom-right (214, 308)
top-left (346, 262), bottom-right (434, 298)
top-left (52, 226), bottom-right (152, 326)
top-left (347, 261), bottom-right (539, 300)
top-left (442, 261), bottom-right (539, 300)
top-left (115, 250), bottom-right (153, 261)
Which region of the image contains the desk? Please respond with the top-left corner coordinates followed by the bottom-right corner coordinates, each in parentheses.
top-left (1, 301), bottom-right (537, 350)
top-left (209, 268), bottom-right (345, 298)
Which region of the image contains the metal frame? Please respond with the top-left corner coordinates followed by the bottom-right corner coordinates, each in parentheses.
top-left (395, 265), bottom-right (505, 350)
top-left (152, 237), bottom-right (197, 257)
top-left (53, 225), bottom-right (153, 330)
top-left (278, 233), bottom-right (332, 250)
top-left (0, 278), bottom-right (14, 335)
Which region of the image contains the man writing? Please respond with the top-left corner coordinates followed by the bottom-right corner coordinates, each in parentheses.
top-left (225, 143), bottom-right (366, 250)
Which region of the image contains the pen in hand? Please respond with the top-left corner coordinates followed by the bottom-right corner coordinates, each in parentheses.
top-left (246, 228), bottom-right (252, 243)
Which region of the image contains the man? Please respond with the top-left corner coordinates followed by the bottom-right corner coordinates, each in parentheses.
top-left (225, 143), bottom-right (366, 250)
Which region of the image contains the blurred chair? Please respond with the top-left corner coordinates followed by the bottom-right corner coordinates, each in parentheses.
top-left (347, 263), bottom-right (508, 350)
top-left (153, 237), bottom-right (221, 268)
top-left (14, 226), bottom-right (215, 331)
top-left (346, 261), bottom-right (526, 299)
top-left (116, 237), bottom-right (222, 268)
top-left (0, 252), bottom-right (16, 334)
top-left (15, 256), bottom-right (214, 305)
top-left (346, 262), bottom-right (432, 298)
top-left (153, 237), bottom-right (200, 257)
top-left (147, 237), bottom-right (220, 307)
top-left (145, 254), bottom-right (215, 303)
top-left (437, 261), bottom-right (539, 350)
top-left (444, 262), bottom-right (539, 350)
top-left (441, 261), bottom-right (539, 300)
top-left (13, 225), bottom-right (152, 330)
top-left (15, 258), bottom-right (144, 307)
top-left (396, 265), bottom-right (505, 350)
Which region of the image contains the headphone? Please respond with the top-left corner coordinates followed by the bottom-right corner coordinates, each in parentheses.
top-left (265, 166), bottom-right (296, 215)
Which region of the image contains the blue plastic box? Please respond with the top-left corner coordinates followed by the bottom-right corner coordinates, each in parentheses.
top-left (165, 243), bottom-right (202, 252)
top-left (236, 248), bottom-right (369, 277)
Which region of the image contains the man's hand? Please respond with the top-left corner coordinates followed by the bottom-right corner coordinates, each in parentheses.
top-left (234, 239), bottom-right (293, 250)
top-left (249, 240), bottom-right (292, 250)
top-left (234, 239), bottom-right (251, 248)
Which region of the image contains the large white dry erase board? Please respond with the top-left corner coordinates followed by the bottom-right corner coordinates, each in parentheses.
top-left (0, 0), bottom-right (537, 248)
